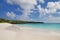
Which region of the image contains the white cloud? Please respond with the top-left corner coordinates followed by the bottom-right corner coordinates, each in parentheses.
top-left (6, 12), bottom-right (16, 18)
top-left (37, 5), bottom-right (45, 17)
top-left (37, 1), bottom-right (60, 23)
top-left (6, 0), bottom-right (45, 20)
top-left (6, 0), bottom-right (37, 11)
top-left (38, 0), bottom-right (45, 3)
top-left (15, 8), bottom-right (21, 11)
top-left (47, 1), bottom-right (60, 9)
top-left (55, 1), bottom-right (60, 9)
top-left (46, 1), bottom-right (60, 14)
top-left (6, 0), bottom-right (37, 20)
top-left (47, 2), bottom-right (56, 9)
top-left (45, 8), bottom-right (56, 14)
top-left (45, 15), bottom-right (60, 23)
top-left (6, 0), bottom-right (60, 23)
top-left (37, 1), bottom-right (60, 17)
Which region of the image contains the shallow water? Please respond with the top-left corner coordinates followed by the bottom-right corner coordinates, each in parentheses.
top-left (15, 23), bottom-right (60, 35)
top-left (16, 23), bottom-right (60, 30)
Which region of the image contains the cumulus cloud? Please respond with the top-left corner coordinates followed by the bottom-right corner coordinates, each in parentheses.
top-left (46, 1), bottom-right (60, 13)
top-left (6, 0), bottom-right (37, 20)
top-left (37, 1), bottom-right (60, 17)
top-left (6, 0), bottom-right (45, 20)
top-left (37, 1), bottom-right (60, 23)
top-left (47, 1), bottom-right (60, 13)
top-left (6, 0), bottom-right (60, 23)
top-left (6, 12), bottom-right (16, 18)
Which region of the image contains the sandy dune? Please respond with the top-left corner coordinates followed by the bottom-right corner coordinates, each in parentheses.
top-left (0, 23), bottom-right (60, 40)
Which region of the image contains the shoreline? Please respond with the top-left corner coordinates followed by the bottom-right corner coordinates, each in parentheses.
top-left (0, 23), bottom-right (60, 40)
top-left (16, 25), bottom-right (60, 36)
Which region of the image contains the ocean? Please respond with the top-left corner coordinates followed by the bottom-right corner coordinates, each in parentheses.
top-left (15, 23), bottom-right (60, 36)
top-left (16, 23), bottom-right (60, 31)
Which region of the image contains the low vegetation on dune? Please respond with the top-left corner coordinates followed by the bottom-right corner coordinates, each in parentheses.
top-left (0, 18), bottom-right (44, 24)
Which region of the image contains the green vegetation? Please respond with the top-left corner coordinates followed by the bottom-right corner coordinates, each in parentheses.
top-left (0, 18), bottom-right (44, 24)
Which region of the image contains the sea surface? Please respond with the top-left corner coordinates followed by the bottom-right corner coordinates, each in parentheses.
top-left (16, 23), bottom-right (60, 31)
top-left (15, 23), bottom-right (60, 35)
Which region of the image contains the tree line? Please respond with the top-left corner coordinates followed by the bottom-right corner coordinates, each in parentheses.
top-left (0, 18), bottom-right (44, 24)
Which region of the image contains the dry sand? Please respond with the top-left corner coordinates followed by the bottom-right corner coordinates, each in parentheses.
top-left (0, 23), bottom-right (60, 40)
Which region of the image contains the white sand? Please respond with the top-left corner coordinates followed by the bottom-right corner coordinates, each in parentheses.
top-left (0, 23), bottom-right (60, 40)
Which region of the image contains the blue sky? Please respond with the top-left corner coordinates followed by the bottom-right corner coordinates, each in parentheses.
top-left (0, 0), bottom-right (60, 23)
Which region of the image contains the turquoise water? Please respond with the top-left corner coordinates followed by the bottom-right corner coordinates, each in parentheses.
top-left (16, 23), bottom-right (60, 30)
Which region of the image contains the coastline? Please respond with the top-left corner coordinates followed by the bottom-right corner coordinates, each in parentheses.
top-left (0, 23), bottom-right (60, 40)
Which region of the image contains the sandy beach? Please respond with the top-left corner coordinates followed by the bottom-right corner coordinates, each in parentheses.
top-left (0, 23), bottom-right (60, 40)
